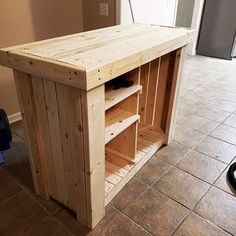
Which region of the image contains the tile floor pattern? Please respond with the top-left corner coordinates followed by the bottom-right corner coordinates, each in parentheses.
top-left (1, 55), bottom-right (236, 235)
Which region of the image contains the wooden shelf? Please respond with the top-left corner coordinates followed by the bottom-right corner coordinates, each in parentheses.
top-left (104, 127), bottom-right (164, 204)
top-left (105, 85), bottom-right (142, 111)
top-left (105, 108), bottom-right (140, 144)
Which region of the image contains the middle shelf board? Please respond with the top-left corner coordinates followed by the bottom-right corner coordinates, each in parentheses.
top-left (105, 108), bottom-right (140, 144)
top-left (105, 85), bottom-right (142, 111)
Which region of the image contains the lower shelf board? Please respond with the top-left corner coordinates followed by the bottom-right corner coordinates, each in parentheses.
top-left (104, 127), bottom-right (164, 205)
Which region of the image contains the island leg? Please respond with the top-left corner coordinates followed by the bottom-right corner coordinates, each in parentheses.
top-left (81, 85), bottom-right (105, 228)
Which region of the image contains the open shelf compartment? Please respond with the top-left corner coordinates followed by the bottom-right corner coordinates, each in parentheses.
top-left (104, 126), bottom-right (164, 204)
top-left (104, 49), bottom-right (181, 205)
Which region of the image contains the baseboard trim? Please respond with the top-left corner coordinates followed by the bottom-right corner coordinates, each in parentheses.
top-left (8, 112), bottom-right (22, 124)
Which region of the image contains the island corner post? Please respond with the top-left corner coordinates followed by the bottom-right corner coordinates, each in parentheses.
top-left (0, 24), bottom-right (195, 228)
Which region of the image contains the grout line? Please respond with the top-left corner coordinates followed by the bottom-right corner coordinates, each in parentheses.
top-left (0, 190), bottom-right (24, 207)
top-left (103, 204), bottom-right (153, 236)
top-left (11, 131), bottom-right (25, 142)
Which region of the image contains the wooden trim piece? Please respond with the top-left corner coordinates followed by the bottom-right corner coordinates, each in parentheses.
top-left (81, 85), bottom-right (105, 228)
top-left (13, 70), bottom-right (49, 199)
top-left (2, 52), bottom-right (87, 89)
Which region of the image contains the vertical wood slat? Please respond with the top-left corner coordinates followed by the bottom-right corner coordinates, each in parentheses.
top-left (145, 58), bottom-right (160, 125)
top-left (126, 67), bottom-right (141, 85)
top-left (139, 62), bottom-right (150, 123)
top-left (164, 47), bottom-right (186, 144)
top-left (31, 76), bottom-right (57, 200)
top-left (153, 53), bottom-right (172, 129)
top-left (56, 83), bottom-right (87, 223)
top-left (13, 70), bottom-right (49, 199)
top-left (161, 50), bottom-right (179, 130)
top-left (43, 80), bottom-right (69, 205)
top-left (81, 85), bottom-right (105, 228)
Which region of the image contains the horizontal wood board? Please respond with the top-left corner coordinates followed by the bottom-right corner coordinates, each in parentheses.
top-left (0, 24), bottom-right (195, 90)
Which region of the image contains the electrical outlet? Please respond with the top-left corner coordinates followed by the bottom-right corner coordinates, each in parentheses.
top-left (100, 3), bottom-right (109, 16)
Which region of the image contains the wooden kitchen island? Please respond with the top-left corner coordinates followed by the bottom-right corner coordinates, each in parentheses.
top-left (0, 24), bottom-right (194, 228)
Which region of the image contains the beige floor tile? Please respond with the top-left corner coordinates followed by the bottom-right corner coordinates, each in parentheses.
top-left (156, 141), bottom-right (190, 165)
top-left (211, 124), bottom-right (236, 145)
top-left (176, 150), bottom-right (226, 184)
top-left (135, 156), bottom-right (171, 185)
top-left (195, 187), bottom-right (236, 235)
top-left (221, 91), bottom-right (236, 102)
top-left (174, 125), bottom-right (206, 148)
top-left (180, 115), bottom-right (220, 135)
top-left (195, 136), bottom-right (236, 164)
top-left (224, 114), bottom-right (236, 128)
top-left (196, 107), bottom-right (231, 123)
top-left (153, 167), bottom-right (210, 209)
top-left (173, 213), bottom-right (231, 236)
top-left (124, 188), bottom-right (189, 235)
top-left (210, 99), bottom-right (236, 113)
top-left (177, 99), bottom-right (204, 116)
top-left (111, 178), bottom-right (148, 210)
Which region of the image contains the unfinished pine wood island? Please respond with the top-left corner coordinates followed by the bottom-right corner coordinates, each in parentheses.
top-left (0, 24), bottom-right (195, 228)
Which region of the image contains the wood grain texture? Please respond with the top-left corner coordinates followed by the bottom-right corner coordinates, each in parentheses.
top-left (13, 70), bottom-right (49, 199)
top-left (1, 25), bottom-right (195, 90)
top-left (164, 47), bottom-right (186, 144)
top-left (81, 85), bottom-right (105, 228)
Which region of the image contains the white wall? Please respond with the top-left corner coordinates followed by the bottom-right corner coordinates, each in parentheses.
top-left (119, 0), bottom-right (178, 26)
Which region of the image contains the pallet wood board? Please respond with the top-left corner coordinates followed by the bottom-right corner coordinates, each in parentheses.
top-left (0, 24), bottom-right (195, 90)
top-left (105, 108), bottom-right (139, 144)
top-left (105, 85), bottom-right (142, 110)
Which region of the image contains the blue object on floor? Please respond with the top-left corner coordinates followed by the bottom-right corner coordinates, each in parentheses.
top-left (0, 152), bottom-right (6, 166)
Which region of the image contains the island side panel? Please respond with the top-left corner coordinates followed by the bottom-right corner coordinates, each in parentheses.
top-left (13, 70), bottom-right (50, 199)
top-left (43, 80), bottom-right (87, 225)
top-left (81, 85), bottom-right (105, 228)
top-left (164, 46), bottom-right (187, 144)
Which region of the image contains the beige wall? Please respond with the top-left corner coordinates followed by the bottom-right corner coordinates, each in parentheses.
top-left (83, 0), bottom-right (116, 30)
top-left (0, 0), bottom-right (83, 117)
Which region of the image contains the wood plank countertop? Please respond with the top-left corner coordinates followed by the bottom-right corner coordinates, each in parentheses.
top-left (0, 24), bottom-right (195, 90)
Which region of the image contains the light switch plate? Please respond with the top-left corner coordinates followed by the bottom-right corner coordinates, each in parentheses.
top-left (100, 3), bottom-right (109, 16)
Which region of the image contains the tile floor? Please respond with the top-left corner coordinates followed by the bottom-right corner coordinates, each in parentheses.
top-left (1, 55), bottom-right (236, 235)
